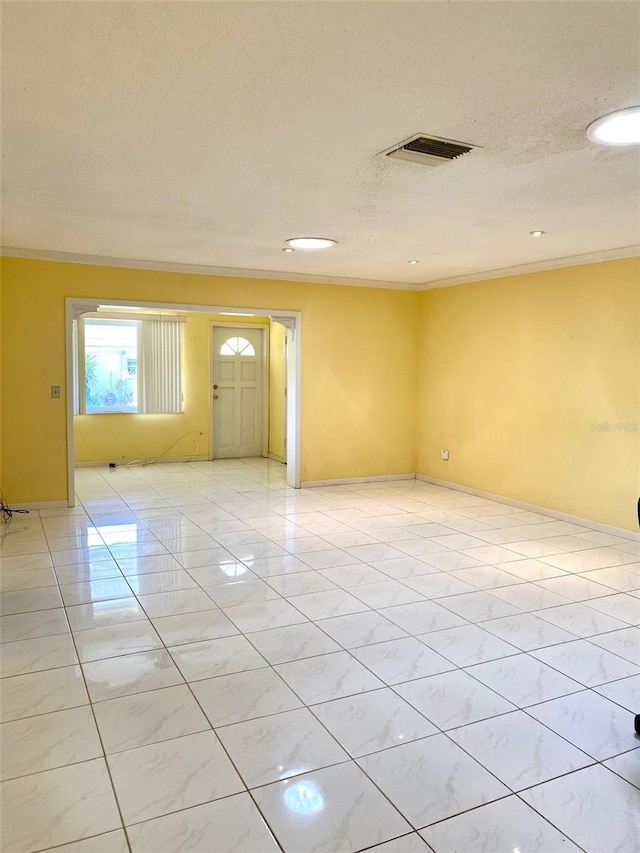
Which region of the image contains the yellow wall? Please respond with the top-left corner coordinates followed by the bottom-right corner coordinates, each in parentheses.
top-left (269, 320), bottom-right (287, 460)
top-left (416, 258), bottom-right (640, 531)
top-left (0, 257), bottom-right (418, 502)
top-left (74, 313), bottom-right (269, 464)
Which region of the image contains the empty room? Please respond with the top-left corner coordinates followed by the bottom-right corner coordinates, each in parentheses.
top-left (0, 2), bottom-right (639, 853)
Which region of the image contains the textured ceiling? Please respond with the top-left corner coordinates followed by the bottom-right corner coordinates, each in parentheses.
top-left (1, 1), bottom-right (639, 288)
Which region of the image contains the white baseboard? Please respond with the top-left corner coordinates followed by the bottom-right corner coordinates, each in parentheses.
top-left (75, 455), bottom-right (210, 468)
top-left (302, 473), bottom-right (416, 488)
top-left (9, 500), bottom-right (70, 511)
top-left (417, 474), bottom-right (640, 541)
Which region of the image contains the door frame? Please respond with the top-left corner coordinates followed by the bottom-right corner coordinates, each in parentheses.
top-left (65, 298), bottom-right (302, 499)
top-left (209, 322), bottom-right (270, 460)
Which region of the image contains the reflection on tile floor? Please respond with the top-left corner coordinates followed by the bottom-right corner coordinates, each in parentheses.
top-left (0, 458), bottom-right (639, 852)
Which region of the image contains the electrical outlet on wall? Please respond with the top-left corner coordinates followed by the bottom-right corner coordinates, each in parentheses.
top-left (441, 449), bottom-right (449, 461)
top-left (50, 385), bottom-right (61, 399)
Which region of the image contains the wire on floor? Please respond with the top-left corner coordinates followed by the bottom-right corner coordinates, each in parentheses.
top-left (0, 493), bottom-right (30, 524)
top-left (122, 431), bottom-right (203, 468)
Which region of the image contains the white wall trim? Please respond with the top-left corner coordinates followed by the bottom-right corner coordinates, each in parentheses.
top-left (417, 474), bottom-right (640, 541)
top-left (11, 500), bottom-right (70, 511)
top-left (3, 246), bottom-right (411, 291)
top-left (3, 244), bottom-right (638, 294)
top-left (302, 473), bottom-right (416, 488)
top-left (419, 245), bottom-right (640, 290)
top-left (74, 456), bottom-right (210, 468)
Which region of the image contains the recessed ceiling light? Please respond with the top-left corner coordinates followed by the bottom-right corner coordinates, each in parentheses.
top-left (285, 237), bottom-right (336, 250)
top-left (530, 230), bottom-right (545, 237)
top-left (282, 247), bottom-right (295, 253)
top-left (408, 259), bottom-right (420, 264)
top-left (586, 105), bottom-right (640, 146)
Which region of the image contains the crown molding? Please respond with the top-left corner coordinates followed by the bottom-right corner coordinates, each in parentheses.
top-left (418, 244), bottom-right (640, 290)
top-left (0, 246), bottom-right (415, 291)
top-left (2, 243), bottom-right (638, 293)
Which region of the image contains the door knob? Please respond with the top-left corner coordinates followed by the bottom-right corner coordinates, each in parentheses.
top-left (213, 384), bottom-right (219, 390)
top-left (213, 394), bottom-right (219, 399)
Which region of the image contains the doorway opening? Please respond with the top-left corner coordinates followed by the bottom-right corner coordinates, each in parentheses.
top-left (65, 298), bottom-right (301, 504)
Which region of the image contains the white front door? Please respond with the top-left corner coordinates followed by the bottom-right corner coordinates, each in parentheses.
top-left (210, 326), bottom-right (265, 458)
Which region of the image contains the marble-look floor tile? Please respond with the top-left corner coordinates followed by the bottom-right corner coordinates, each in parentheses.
top-left (126, 569), bottom-right (198, 596)
top-left (353, 833), bottom-right (430, 852)
top-left (217, 706), bottom-right (349, 787)
top-left (0, 567), bottom-right (58, 592)
top-left (248, 554), bottom-right (312, 577)
top-left (420, 795), bottom-right (581, 853)
top-left (350, 579), bottom-right (425, 608)
top-left (263, 571), bottom-right (336, 597)
top-left (0, 665), bottom-right (88, 723)
top-left (1, 633), bottom-right (78, 678)
top-left (168, 634), bottom-right (267, 681)
top-left (108, 730), bottom-right (244, 825)
top-left (0, 552), bottom-right (52, 572)
top-left (54, 562), bottom-right (124, 585)
top-left (448, 710), bottom-right (592, 790)
top-left (205, 578), bottom-right (281, 607)
top-left (481, 612), bottom-right (577, 650)
top-left (359, 734), bottom-right (509, 828)
top-left (520, 765), bottom-right (640, 853)
top-left (437, 591), bottom-right (522, 622)
top-left (82, 649), bottom-right (184, 701)
top-left (488, 583), bottom-right (570, 612)
top-left (287, 589), bottom-right (369, 621)
top-left (93, 684), bottom-right (209, 753)
top-left (275, 651), bottom-right (384, 704)
top-left (151, 608), bottom-right (238, 646)
top-left (0, 758), bottom-right (121, 853)
top-left (311, 688), bottom-right (437, 757)
top-left (594, 674), bottom-right (640, 712)
top-left (585, 593), bottom-right (640, 624)
top-left (253, 761), bottom-right (412, 853)
top-left (420, 624), bottom-right (519, 666)
top-left (136, 587), bottom-right (217, 618)
top-left (223, 598), bottom-right (309, 632)
top-left (315, 612), bottom-right (408, 649)
top-left (536, 601), bottom-right (630, 638)
top-left (320, 563), bottom-right (391, 588)
top-left (192, 667), bottom-right (303, 726)
top-left (188, 563), bottom-right (257, 586)
top-left (59, 577), bottom-right (133, 607)
top-left (47, 829), bottom-right (130, 852)
top-left (0, 608), bottom-right (69, 643)
top-left (583, 566), bottom-right (640, 592)
top-left (65, 597), bottom-right (147, 631)
top-left (604, 751), bottom-right (640, 789)
top-left (0, 586), bottom-right (63, 616)
top-left (380, 601), bottom-right (468, 635)
top-left (351, 637), bottom-right (454, 685)
top-left (466, 653), bottom-right (584, 707)
top-left (73, 620), bottom-right (162, 663)
top-left (589, 627), bottom-right (640, 665)
top-left (396, 669), bottom-right (515, 729)
top-left (0, 705), bottom-right (102, 781)
top-left (527, 689), bottom-right (639, 760)
top-left (536, 574), bottom-right (615, 601)
top-left (402, 573), bottom-right (478, 599)
top-left (531, 639), bottom-right (640, 687)
top-left (117, 554), bottom-right (187, 576)
top-left (370, 555), bottom-right (440, 579)
top-left (245, 622), bottom-right (342, 664)
top-left (127, 792), bottom-right (280, 853)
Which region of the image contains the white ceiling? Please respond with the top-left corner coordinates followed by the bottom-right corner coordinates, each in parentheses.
top-left (2, 1), bottom-right (639, 289)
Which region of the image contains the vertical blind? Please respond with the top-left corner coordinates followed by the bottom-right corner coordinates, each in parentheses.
top-left (140, 319), bottom-right (182, 414)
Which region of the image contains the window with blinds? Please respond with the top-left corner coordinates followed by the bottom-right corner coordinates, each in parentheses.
top-left (74, 316), bottom-right (183, 414)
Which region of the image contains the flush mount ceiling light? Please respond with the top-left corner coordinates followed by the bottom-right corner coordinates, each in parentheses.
top-left (282, 247), bottom-right (295, 253)
top-left (586, 106), bottom-right (640, 146)
top-left (285, 237), bottom-right (336, 250)
top-left (408, 260), bottom-right (420, 264)
top-left (530, 230), bottom-right (545, 237)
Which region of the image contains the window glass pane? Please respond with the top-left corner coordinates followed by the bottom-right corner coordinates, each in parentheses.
top-left (219, 336), bottom-right (255, 356)
top-left (84, 320), bottom-right (138, 413)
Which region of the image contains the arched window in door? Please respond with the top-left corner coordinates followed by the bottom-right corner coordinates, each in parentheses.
top-left (219, 336), bottom-right (256, 356)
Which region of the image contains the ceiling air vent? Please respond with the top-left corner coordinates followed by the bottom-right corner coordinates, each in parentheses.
top-left (382, 134), bottom-right (476, 167)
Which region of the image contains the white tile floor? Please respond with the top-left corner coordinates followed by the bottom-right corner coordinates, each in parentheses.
top-left (1, 458), bottom-right (639, 853)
